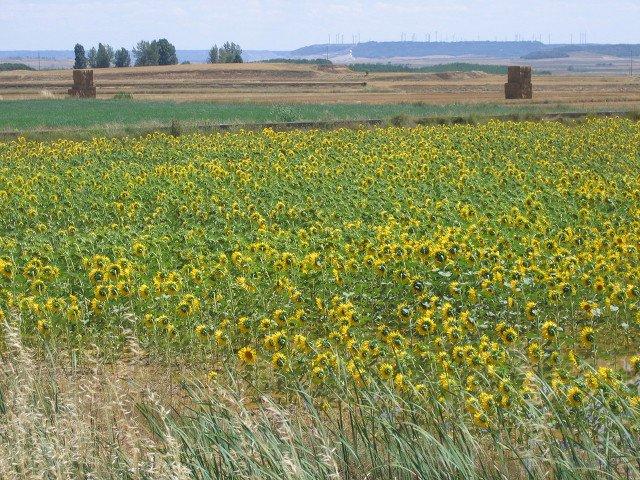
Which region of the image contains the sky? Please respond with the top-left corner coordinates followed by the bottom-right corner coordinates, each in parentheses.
top-left (0, 0), bottom-right (638, 51)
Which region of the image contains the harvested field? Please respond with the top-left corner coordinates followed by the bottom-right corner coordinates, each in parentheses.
top-left (1, 62), bottom-right (639, 110)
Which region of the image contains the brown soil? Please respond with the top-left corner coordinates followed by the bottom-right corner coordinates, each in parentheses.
top-left (0, 62), bottom-right (639, 110)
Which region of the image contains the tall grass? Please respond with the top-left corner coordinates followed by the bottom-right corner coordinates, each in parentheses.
top-left (1, 318), bottom-right (638, 479)
top-left (156, 372), bottom-right (640, 479)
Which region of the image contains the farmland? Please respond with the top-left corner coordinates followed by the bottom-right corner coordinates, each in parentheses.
top-left (1, 118), bottom-right (640, 478)
top-left (1, 62), bottom-right (639, 106)
top-left (1, 62), bottom-right (639, 140)
top-left (0, 99), bottom-right (604, 140)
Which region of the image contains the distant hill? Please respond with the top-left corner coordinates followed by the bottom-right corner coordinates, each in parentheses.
top-left (291, 41), bottom-right (545, 59)
top-left (523, 44), bottom-right (640, 59)
top-left (0, 50), bottom-right (73, 60)
top-left (349, 62), bottom-right (508, 74)
top-left (290, 44), bottom-right (354, 57)
top-left (175, 50), bottom-right (208, 63)
top-left (291, 41), bottom-right (640, 61)
top-left (1, 41), bottom-right (639, 68)
top-left (243, 50), bottom-right (294, 62)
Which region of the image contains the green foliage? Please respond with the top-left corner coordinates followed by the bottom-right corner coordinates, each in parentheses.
top-left (87, 47), bottom-right (97, 68)
top-left (112, 92), bottom-right (133, 99)
top-left (113, 48), bottom-right (131, 68)
top-left (219, 41), bottom-right (243, 63)
top-left (132, 40), bottom-right (159, 67)
top-left (155, 38), bottom-right (178, 66)
top-left (209, 42), bottom-right (243, 63)
top-left (73, 44), bottom-right (87, 69)
top-left (133, 39), bottom-right (177, 66)
top-left (208, 44), bottom-right (219, 64)
top-left (0, 63), bottom-right (35, 71)
top-left (95, 43), bottom-right (112, 68)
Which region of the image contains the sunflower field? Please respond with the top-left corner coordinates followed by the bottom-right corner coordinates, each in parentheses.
top-left (1, 119), bottom-right (640, 478)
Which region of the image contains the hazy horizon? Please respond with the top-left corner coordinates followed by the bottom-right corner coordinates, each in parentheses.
top-left (0, 0), bottom-right (638, 51)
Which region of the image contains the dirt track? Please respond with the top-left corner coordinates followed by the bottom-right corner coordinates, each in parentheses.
top-left (1, 63), bottom-right (639, 108)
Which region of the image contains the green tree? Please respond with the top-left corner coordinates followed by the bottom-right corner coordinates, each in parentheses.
top-left (106, 45), bottom-right (115, 65)
top-left (155, 38), bottom-right (178, 65)
top-left (95, 43), bottom-right (111, 68)
top-left (114, 48), bottom-right (131, 68)
top-left (87, 47), bottom-right (97, 68)
top-left (219, 42), bottom-right (243, 63)
top-left (208, 45), bottom-right (219, 63)
top-left (133, 40), bottom-right (159, 66)
top-left (73, 44), bottom-right (87, 69)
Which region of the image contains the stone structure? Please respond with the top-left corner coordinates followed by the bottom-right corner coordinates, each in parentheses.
top-left (504, 66), bottom-right (532, 99)
top-left (68, 69), bottom-right (96, 98)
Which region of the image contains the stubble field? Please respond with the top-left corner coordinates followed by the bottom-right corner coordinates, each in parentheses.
top-left (1, 62), bottom-right (639, 106)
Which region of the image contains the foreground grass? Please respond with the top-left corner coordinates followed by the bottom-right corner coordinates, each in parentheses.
top-left (1, 322), bottom-right (639, 480)
top-left (0, 98), bottom-right (607, 133)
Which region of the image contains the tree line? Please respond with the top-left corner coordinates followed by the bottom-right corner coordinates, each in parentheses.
top-left (74, 40), bottom-right (243, 69)
top-left (208, 43), bottom-right (243, 63)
